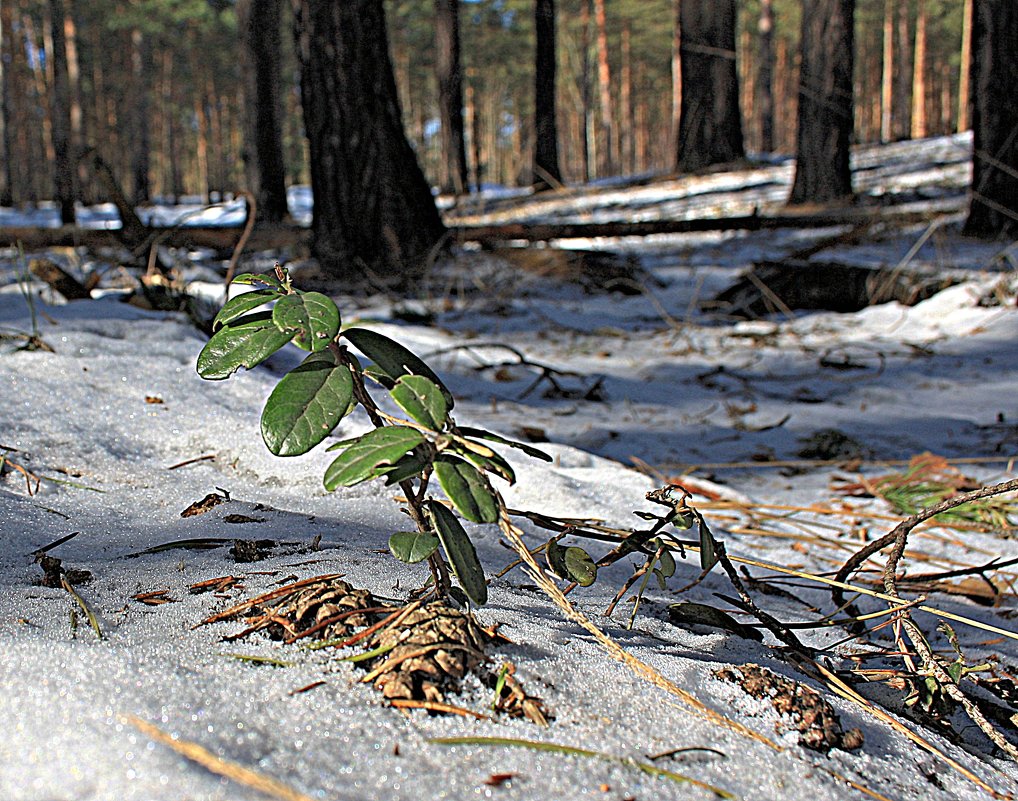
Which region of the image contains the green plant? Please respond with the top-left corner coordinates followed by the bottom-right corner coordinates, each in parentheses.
top-left (196, 267), bottom-right (562, 606)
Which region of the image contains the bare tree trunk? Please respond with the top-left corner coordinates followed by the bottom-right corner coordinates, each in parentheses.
top-left (964, 0), bottom-right (1018, 237)
top-left (292, 0), bottom-right (445, 285)
top-left (49, 0), bottom-right (74, 223)
top-left (593, 0), bottom-right (614, 176)
top-left (880, 0), bottom-right (893, 141)
top-left (911, 0), bottom-right (927, 139)
top-left (0, 1), bottom-right (14, 205)
top-left (789, 0), bottom-right (854, 205)
top-left (237, 0), bottom-right (289, 220)
top-left (619, 19), bottom-right (633, 173)
top-left (958, 0), bottom-right (972, 131)
top-left (893, 0), bottom-right (911, 139)
top-left (130, 29), bottom-right (151, 203)
top-left (670, 0), bottom-right (681, 158)
top-left (579, 0), bottom-right (592, 181)
top-left (435, 0), bottom-right (469, 196)
top-left (676, 0), bottom-right (744, 172)
top-left (756, 0), bottom-right (775, 154)
top-left (533, 0), bottom-right (561, 190)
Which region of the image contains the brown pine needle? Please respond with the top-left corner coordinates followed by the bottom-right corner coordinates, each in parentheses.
top-left (389, 698), bottom-right (490, 720)
top-left (124, 715), bottom-right (316, 801)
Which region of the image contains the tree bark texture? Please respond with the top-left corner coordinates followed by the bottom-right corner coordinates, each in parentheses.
top-left (0, 1), bottom-right (14, 205)
top-left (964, 0), bottom-right (1018, 237)
top-left (533, 0), bottom-right (561, 190)
top-left (434, 0), bottom-right (469, 195)
top-left (49, 0), bottom-right (74, 223)
top-left (789, 0), bottom-right (854, 205)
top-left (676, 0), bottom-right (744, 172)
top-left (238, 0), bottom-right (289, 221)
top-left (292, 0), bottom-right (445, 285)
top-left (756, 0), bottom-right (775, 154)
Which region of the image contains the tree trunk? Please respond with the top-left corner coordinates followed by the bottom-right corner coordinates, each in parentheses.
top-left (958, 0), bottom-right (972, 132)
top-left (592, 0), bottom-right (613, 176)
top-left (911, 0), bottom-right (927, 139)
top-left (964, 1), bottom-right (1018, 237)
top-left (238, 0), bottom-right (289, 221)
top-left (579, 0), bottom-right (592, 181)
top-left (670, 0), bottom-right (681, 156)
top-left (292, 0), bottom-right (445, 285)
top-left (676, 0), bottom-right (744, 172)
top-left (789, 0), bottom-right (854, 205)
top-left (434, 0), bottom-right (469, 196)
top-left (49, 0), bottom-right (74, 223)
top-left (892, 0), bottom-right (911, 139)
top-left (533, 0), bottom-right (561, 190)
top-left (619, 19), bottom-right (633, 173)
top-left (130, 29), bottom-right (151, 203)
top-left (880, 0), bottom-right (893, 141)
top-left (0, 1), bottom-right (14, 205)
top-left (756, 0), bottom-right (775, 154)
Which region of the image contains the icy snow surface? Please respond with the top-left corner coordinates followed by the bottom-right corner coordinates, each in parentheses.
top-left (1, 134), bottom-right (1017, 800)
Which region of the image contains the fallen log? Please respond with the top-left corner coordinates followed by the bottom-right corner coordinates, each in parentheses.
top-left (0, 223), bottom-right (308, 257)
top-left (0, 203), bottom-right (959, 256)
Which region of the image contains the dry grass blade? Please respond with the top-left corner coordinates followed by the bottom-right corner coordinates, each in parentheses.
top-left (389, 698), bottom-right (490, 720)
top-left (124, 715), bottom-right (316, 801)
top-left (496, 505), bottom-right (782, 752)
top-left (61, 577), bottom-right (102, 639)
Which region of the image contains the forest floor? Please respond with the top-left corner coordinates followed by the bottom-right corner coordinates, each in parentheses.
top-left (2, 132), bottom-right (1018, 801)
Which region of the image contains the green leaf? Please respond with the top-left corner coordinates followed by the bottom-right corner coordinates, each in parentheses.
top-left (456, 426), bottom-right (553, 462)
top-left (696, 513), bottom-right (720, 572)
top-left (272, 292), bottom-right (340, 351)
top-left (323, 427), bottom-right (426, 490)
top-left (390, 375), bottom-right (448, 431)
top-left (213, 289), bottom-right (280, 330)
top-left (389, 531), bottom-right (440, 564)
top-left (196, 312), bottom-right (293, 380)
top-left (667, 602), bottom-right (763, 642)
top-left (547, 537), bottom-right (598, 587)
top-left (260, 351), bottom-right (354, 456)
top-left (342, 327), bottom-right (454, 408)
top-left (446, 442), bottom-right (516, 484)
top-left (382, 455), bottom-right (431, 485)
top-left (231, 272), bottom-right (284, 289)
top-left (427, 500), bottom-right (487, 606)
top-left (434, 458), bottom-right (499, 523)
top-left (657, 546), bottom-right (676, 579)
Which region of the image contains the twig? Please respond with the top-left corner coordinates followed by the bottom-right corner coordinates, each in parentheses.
top-left (167, 454), bottom-right (216, 470)
top-left (124, 715), bottom-right (316, 801)
top-left (389, 698), bottom-right (490, 720)
top-left (224, 191), bottom-right (257, 286)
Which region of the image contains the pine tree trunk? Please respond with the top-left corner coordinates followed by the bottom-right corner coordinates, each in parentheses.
top-left (593, 0), bottom-right (613, 176)
top-left (756, 0), bottom-right (775, 154)
top-left (964, 0), bottom-right (1018, 237)
top-left (533, 0), bottom-right (561, 190)
top-left (958, 0), bottom-right (972, 131)
top-left (238, 0), bottom-right (289, 221)
top-left (789, 0), bottom-right (854, 204)
top-left (130, 29), bottom-right (151, 204)
top-left (49, 0), bottom-right (74, 223)
top-left (880, 0), bottom-right (893, 141)
top-left (670, 0), bottom-right (681, 157)
top-left (911, 0), bottom-right (928, 139)
top-left (676, 0), bottom-right (744, 172)
top-left (0, 1), bottom-right (14, 206)
top-left (892, 0), bottom-right (911, 139)
top-left (619, 20), bottom-right (633, 173)
top-left (292, 0), bottom-right (444, 285)
top-left (579, 0), bottom-right (592, 181)
top-left (435, 0), bottom-right (469, 196)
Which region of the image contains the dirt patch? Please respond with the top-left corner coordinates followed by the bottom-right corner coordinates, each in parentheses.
top-left (716, 663), bottom-right (864, 753)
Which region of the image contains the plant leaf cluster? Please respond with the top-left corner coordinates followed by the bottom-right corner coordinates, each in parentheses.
top-left (197, 268), bottom-right (555, 606)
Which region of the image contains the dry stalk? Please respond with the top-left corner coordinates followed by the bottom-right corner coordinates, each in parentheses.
top-left (124, 715), bottom-right (316, 801)
top-left (496, 504), bottom-right (782, 752)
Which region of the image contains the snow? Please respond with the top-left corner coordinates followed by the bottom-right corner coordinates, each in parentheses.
top-left (1, 134), bottom-right (1017, 800)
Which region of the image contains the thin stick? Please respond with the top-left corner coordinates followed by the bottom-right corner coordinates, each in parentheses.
top-left (124, 715), bottom-right (316, 801)
top-left (389, 698), bottom-right (490, 720)
top-left (167, 454), bottom-right (216, 470)
top-left (61, 578), bottom-right (102, 640)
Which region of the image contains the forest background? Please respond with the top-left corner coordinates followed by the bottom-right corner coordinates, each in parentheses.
top-left (0, 0), bottom-right (973, 210)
